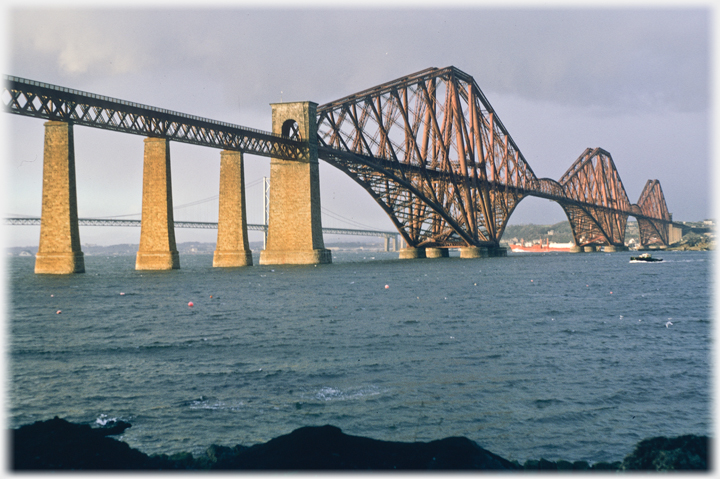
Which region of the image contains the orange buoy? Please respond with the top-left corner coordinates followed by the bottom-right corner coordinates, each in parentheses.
top-left (188, 301), bottom-right (194, 307)
top-left (56, 310), bottom-right (61, 314)
top-left (385, 285), bottom-right (389, 289)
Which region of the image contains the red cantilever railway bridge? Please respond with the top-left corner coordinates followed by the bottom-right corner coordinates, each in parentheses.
top-left (3, 66), bottom-right (674, 250)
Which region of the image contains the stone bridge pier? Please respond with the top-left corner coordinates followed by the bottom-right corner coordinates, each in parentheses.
top-left (260, 102), bottom-right (331, 265)
top-left (34, 121), bottom-right (85, 274)
top-left (135, 137), bottom-right (180, 270)
top-left (31, 105), bottom-right (327, 273)
top-left (136, 140), bottom-right (253, 270)
top-left (213, 150), bottom-right (253, 267)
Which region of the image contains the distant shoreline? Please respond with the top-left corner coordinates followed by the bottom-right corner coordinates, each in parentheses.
top-left (6, 244), bottom-right (713, 257)
top-left (4, 240), bottom-right (389, 257)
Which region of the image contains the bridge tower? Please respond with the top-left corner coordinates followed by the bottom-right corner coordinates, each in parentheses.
top-left (260, 102), bottom-right (331, 265)
top-left (34, 121), bottom-right (85, 274)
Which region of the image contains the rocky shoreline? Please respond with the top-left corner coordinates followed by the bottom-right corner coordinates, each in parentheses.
top-left (11, 417), bottom-right (709, 471)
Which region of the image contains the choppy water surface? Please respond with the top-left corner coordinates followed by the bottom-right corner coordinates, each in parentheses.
top-left (8, 250), bottom-right (712, 463)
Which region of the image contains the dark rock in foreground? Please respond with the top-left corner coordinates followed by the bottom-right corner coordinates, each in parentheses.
top-left (619, 435), bottom-right (709, 471)
top-left (211, 424), bottom-right (516, 470)
top-left (12, 417), bottom-right (145, 470)
top-left (11, 417), bottom-right (709, 471)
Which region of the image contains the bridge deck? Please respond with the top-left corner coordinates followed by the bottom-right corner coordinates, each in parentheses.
top-left (3, 72), bottom-right (675, 250)
top-left (3, 75), bottom-right (307, 161)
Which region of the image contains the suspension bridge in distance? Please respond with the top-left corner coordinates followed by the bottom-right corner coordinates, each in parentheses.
top-left (4, 217), bottom-right (400, 252)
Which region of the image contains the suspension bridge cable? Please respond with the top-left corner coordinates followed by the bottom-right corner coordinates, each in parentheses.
top-left (93, 178), bottom-right (267, 218)
top-left (173, 196), bottom-right (219, 210)
top-left (173, 178), bottom-right (264, 210)
top-left (22, 178), bottom-right (378, 229)
top-left (321, 207), bottom-right (381, 231)
top-left (94, 211), bottom-right (143, 219)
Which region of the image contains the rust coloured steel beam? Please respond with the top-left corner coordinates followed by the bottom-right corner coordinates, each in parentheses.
top-left (317, 66), bottom-right (538, 248)
top-left (318, 67), bottom-right (676, 249)
top-left (558, 148), bottom-right (632, 247)
top-left (636, 180), bottom-right (671, 246)
top-left (4, 70), bottom-right (676, 250)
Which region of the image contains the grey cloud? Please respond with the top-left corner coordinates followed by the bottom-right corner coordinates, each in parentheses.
top-left (8, 7), bottom-right (709, 115)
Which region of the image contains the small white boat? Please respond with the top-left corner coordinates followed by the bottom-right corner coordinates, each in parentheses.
top-left (629, 253), bottom-right (663, 263)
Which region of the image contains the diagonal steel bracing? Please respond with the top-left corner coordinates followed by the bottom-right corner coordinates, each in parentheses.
top-left (4, 69), bottom-right (676, 249)
top-left (558, 148), bottom-right (631, 247)
top-left (635, 180), bottom-right (672, 246)
top-left (317, 67), bottom-right (673, 249)
top-left (317, 66), bottom-right (537, 248)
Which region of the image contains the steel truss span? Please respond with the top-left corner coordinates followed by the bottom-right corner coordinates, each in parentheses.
top-left (635, 180), bottom-right (672, 246)
top-left (316, 66), bottom-right (673, 248)
top-left (1, 75), bottom-right (307, 161)
top-left (3, 69), bottom-right (674, 249)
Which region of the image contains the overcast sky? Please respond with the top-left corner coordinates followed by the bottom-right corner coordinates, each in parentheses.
top-left (1, 2), bottom-right (713, 247)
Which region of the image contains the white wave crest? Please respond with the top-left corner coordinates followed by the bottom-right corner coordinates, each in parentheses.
top-left (95, 413), bottom-right (118, 426)
top-left (314, 385), bottom-right (382, 402)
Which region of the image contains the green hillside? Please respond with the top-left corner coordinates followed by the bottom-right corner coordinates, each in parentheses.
top-left (500, 221), bottom-right (640, 245)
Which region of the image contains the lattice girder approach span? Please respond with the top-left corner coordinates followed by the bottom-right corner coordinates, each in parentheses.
top-left (2, 75), bottom-right (306, 161)
top-left (317, 66), bottom-right (538, 248)
top-left (558, 148), bottom-right (631, 247)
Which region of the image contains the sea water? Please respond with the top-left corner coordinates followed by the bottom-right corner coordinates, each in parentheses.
top-left (7, 250), bottom-right (712, 463)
